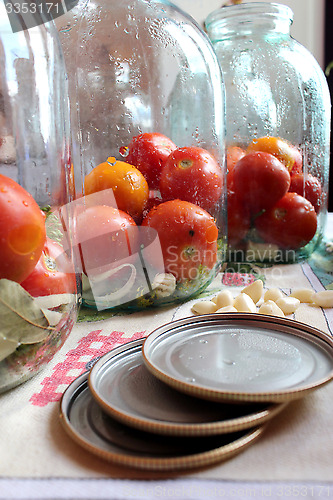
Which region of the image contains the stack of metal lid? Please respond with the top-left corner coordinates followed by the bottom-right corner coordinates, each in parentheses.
top-left (60, 313), bottom-right (333, 471)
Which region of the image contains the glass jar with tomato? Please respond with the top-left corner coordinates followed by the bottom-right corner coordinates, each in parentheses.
top-left (206, 2), bottom-right (331, 264)
top-left (56, 0), bottom-right (226, 311)
top-left (0, 9), bottom-right (79, 392)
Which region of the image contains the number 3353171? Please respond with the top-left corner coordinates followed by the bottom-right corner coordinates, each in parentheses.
top-left (276, 485), bottom-right (331, 497)
top-left (5, 2), bottom-right (59, 14)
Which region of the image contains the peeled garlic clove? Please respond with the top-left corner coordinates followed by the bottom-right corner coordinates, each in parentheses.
top-left (258, 300), bottom-right (285, 317)
top-left (216, 305), bottom-right (238, 313)
top-left (152, 273), bottom-right (176, 298)
top-left (312, 290), bottom-right (333, 308)
top-left (276, 296), bottom-right (300, 315)
top-left (289, 288), bottom-right (315, 303)
top-left (233, 293), bottom-right (257, 313)
top-left (241, 279), bottom-right (263, 304)
top-left (191, 300), bottom-right (218, 315)
top-left (263, 288), bottom-right (284, 302)
top-left (213, 290), bottom-right (234, 309)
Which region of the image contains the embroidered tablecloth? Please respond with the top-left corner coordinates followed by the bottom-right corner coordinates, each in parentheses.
top-left (1, 218), bottom-right (333, 499)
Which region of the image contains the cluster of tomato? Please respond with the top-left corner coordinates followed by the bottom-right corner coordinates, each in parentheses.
top-left (0, 174), bottom-right (76, 296)
top-left (1, 133), bottom-right (322, 302)
top-left (227, 136), bottom-right (321, 250)
top-left (79, 133), bottom-right (224, 286)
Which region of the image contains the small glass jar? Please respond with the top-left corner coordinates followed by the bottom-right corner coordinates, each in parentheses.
top-left (205, 2), bottom-right (331, 264)
top-left (0, 10), bottom-right (79, 392)
top-left (57, 0), bottom-right (226, 311)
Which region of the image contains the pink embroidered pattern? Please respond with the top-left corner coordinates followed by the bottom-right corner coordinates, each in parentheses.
top-left (222, 272), bottom-right (256, 287)
top-left (29, 329), bottom-right (146, 407)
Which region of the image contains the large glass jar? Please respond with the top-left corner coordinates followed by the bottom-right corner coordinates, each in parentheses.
top-left (0, 9), bottom-right (79, 392)
top-left (205, 2), bottom-right (331, 264)
top-left (57, 0), bottom-right (226, 311)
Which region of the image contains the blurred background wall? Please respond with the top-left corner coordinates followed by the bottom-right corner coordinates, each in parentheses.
top-left (172, 0), bottom-right (325, 68)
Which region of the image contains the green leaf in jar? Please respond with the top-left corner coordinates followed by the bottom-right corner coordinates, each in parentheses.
top-left (44, 211), bottom-right (64, 243)
top-left (0, 337), bottom-right (19, 362)
top-left (0, 279), bottom-right (53, 344)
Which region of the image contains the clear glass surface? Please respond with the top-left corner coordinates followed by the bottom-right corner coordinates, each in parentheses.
top-left (57, 0), bottom-right (227, 311)
top-left (206, 2), bottom-right (331, 263)
top-left (0, 7), bottom-right (79, 393)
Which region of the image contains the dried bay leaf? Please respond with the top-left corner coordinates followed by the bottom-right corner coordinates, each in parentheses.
top-left (0, 279), bottom-right (53, 344)
top-left (0, 337), bottom-right (19, 362)
top-left (41, 308), bottom-right (63, 326)
top-left (34, 293), bottom-right (75, 310)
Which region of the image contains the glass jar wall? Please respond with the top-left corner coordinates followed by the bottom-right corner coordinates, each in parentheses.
top-left (0, 8), bottom-right (79, 392)
top-left (57, 0), bottom-right (226, 311)
top-left (205, 2), bottom-right (331, 264)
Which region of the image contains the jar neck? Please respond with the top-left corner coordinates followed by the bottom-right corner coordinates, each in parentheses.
top-left (205, 2), bottom-right (293, 42)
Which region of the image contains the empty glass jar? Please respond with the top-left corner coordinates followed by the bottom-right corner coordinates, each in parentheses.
top-left (206, 2), bottom-right (331, 264)
top-left (0, 8), bottom-right (79, 392)
top-left (57, 0), bottom-right (226, 311)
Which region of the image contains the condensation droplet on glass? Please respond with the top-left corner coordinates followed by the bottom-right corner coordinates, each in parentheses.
top-left (192, 127), bottom-right (200, 142)
top-left (106, 157), bottom-right (117, 166)
top-left (59, 23), bottom-right (72, 34)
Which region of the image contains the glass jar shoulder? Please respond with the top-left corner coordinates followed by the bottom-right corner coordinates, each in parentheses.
top-left (215, 35), bottom-right (329, 101)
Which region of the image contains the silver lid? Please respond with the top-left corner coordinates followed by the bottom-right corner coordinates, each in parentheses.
top-left (142, 313), bottom-right (333, 403)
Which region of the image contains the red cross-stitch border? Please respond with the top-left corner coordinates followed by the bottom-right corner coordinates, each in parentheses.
top-left (30, 329), bottom-right (146, 407)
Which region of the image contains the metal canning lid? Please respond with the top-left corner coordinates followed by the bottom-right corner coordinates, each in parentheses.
top-left (142, 313), bottom-right (333, 403)
top-left (88, 339), bottom-right (287, 437)
top-left (59, 371), bottom-right (265, 471)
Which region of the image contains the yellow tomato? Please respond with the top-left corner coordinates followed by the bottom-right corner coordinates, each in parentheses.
top-left (247, 136), bottom-right (302, 173)
top-left (84, 157), bottom-right (149, 223)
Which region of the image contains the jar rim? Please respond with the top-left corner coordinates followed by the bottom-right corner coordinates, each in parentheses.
top-left (205, 2), bottom-right (293, 31)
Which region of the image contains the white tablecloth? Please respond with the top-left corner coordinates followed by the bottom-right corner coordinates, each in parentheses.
top-left (1, 216), bottom-right (333, 500)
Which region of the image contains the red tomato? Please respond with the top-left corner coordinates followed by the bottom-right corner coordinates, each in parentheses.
top-left (124, 133), bottom-right (177, 189)
top-left (159, 147), bottom-right (223, 212)
top-left (247, 136), bottom-right (302, 174)
top-left (227, 189), bottom-right (251, 247)
top-left (142, 190), bottom-right (163, 219)
top-left (227, 146), bottom-right (246, 171)
top-left (289, 172), bottom-right (322, 213)
top-left (232, 151), bottom-right (290, 215)
top-left (255, 193), bottom-right (317, 249)
top-left (227, 146), bottom-right (246, 183)
top-left (0, 174), bottom-right (46, 283)
top-left (141, 199), bottom-right (219, 282)
top-left (226, 146), bottom-right (246, 188)
top-left (21, 238), bottom-right (77, 297)
top-left (75, 205), bottom-right (138, 277)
